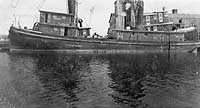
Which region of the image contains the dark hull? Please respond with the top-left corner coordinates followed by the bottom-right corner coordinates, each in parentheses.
top-left (9, 27), bottom-right (200, 53)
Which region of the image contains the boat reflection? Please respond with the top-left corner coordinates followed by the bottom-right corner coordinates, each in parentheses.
top-left (6, 52), bottom-right (200, 108)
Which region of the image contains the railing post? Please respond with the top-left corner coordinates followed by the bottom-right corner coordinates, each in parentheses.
top-left (129, 32), bottom-right (131, 40)
top-left (168, 34), bottom-right (171, 51)
top-left (198, 27), bottom-right (200, 40)
top-left (152, 33), bottom-right (154, 42)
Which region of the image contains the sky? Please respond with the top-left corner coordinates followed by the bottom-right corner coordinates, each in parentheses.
top-left (1, 0), bottom-right (200, 35)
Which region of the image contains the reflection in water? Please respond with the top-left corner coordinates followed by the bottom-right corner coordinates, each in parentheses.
top-left (107, 54), bottom-right (174, 107)
top-left (0, 52), bottom-right (200, 108)
top-left (34, 54), bottom-right (85, 108)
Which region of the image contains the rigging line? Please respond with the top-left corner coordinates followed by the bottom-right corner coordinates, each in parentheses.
top-left (89, 6), bottom-right (94, 25)
top-left (84, 21), bottom-right (90, 28)
top-left (13, 14), bottom-right (17, 26)
top-left (10, 0), bottom-right (19, 8)
top-left (89, 0), bottom-right (95, 26)
top-left (37, 0), bottom-right (46, 9)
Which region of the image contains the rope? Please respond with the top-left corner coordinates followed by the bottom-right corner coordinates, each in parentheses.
top-left (88, 0), bottom-right (95, 26)
top-left (10, 0), bottom-right (19, 8)
top-left (37, 0), bottom-right (46, 9)
top-left (89, 6), bottom-right (94, 25)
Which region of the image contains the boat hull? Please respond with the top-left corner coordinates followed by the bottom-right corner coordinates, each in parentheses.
top-left (9, 27), bottom-right (200, 53)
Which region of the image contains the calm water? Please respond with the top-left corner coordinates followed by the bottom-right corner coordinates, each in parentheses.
top-left (0, 51), bottom-right (200, 108)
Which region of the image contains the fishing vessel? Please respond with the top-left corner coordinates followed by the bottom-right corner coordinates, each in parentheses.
top-left (8, 0), bottom-right (200, 53)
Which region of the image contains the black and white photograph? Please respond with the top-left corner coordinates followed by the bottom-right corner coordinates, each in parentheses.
top-left (0, 0), bottom-right (200, 107)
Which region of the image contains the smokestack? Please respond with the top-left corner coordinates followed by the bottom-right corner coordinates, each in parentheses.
top-left (68, 0), bottom-right (78, 15)
top-left (68, 0), bottom-right (78, 26)
top-left (68, 0), bottom-right (78, 25)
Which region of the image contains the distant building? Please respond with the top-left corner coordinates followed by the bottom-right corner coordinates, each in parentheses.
top-left (143, 9), bottom-right (200, 32)
top-left (107, 0), bottom-right (144, 36)
top-left (168, 9), bottom-right (200, 31)
top-left (107, 13), bottom-right (116, 37)
top-left (143, 11), bottom-right (174, 31)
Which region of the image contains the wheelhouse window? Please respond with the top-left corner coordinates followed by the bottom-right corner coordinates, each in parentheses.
top-left (153, 15), bottom-right (157, 19)
top-left (159, 13), bottom-right (163, 22)
top-left (146, 16), bottom-right (150, 21)
top-left (53, 15), bottom-right (62, 20)
top-left (53, 27), bottom-right (58, 31)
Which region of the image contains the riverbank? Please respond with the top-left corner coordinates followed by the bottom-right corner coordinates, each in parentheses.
top-left (0, 40), bottom-right (9, 51)
top-left (0, 35), bottom-right (9, 51)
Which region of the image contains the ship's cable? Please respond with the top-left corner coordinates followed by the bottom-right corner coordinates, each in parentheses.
top-left (10, 0), bottom-right (19, 8)
top-left (37, 0), bottom-right (46, 9)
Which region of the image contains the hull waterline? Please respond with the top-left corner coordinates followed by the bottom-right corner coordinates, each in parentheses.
top-left (9, 27), bottom-right (200, 53)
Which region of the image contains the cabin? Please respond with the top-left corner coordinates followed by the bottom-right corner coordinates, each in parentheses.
top-left (33, 10), bottom-right (90, 37)
top-left (39, 10), bottom-right (75, 26)
top-left (144, 22), bottom-right (174, 31)
top-left (112, 29), bottom-right (199, 42)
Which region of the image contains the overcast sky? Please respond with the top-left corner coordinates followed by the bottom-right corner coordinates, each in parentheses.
top-left (1, 0), bottom-right (200, 35)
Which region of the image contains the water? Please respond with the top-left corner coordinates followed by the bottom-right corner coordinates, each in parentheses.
top-left (0, 51), bottom-right (200, 108)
